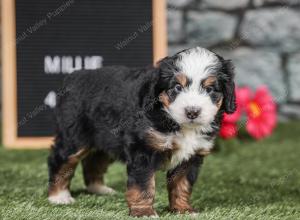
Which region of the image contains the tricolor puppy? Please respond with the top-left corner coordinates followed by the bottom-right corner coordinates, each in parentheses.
top-left (48, 47), bottom-right (236, 217)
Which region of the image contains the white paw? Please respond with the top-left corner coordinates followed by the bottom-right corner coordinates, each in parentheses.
top-left (189, 212), bottom-right (199, 218)
top-left (149, 213), bottom-right (159, 218)
top-left (48, 190), bottom-right (75, 204)
top-left (87, 183), bottom-right (116, 195)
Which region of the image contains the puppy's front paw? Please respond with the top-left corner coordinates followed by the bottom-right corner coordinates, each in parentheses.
top-left (48, 190), bottom-right (75, 205)
top-left (129, 207), bottom-right (158, 218)
top-left (170, 205), bottom-right (198, 215)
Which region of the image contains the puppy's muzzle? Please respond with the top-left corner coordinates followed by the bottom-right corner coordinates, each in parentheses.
top-left (185, 107), bottom-right (201, 120)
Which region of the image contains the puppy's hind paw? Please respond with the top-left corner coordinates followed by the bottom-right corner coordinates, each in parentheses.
top-left (48, 190), bottom-right (75, 205)
top-left (87, 183), bottom-right (116, 195)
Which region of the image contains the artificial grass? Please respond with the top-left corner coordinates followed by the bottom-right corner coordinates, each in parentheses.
top-left (0, 122), bottom-right (300, 220)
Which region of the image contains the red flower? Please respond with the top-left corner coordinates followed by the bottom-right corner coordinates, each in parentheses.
top-left (222, 87), bottom-right (251, 123)
top-left (236, 87), bottom-right (252, 110)
top-left (220, 87), bottom-right (250, 139)
top-left (220, 122), bottom-right (238, 139)
top-left (246, 86), bottom-right (277, 140)
top-left (220, 86), bottom-right (277, 140)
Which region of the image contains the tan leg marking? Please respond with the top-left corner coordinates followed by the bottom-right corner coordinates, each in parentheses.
top-left (167, 173), bottom-right (195, 214)
top-left (126, 173), bottom-right (158, 217)
top-left (48, 148), bottom-right (89, 204)
top-left (82, 152), bottom-right (115, 195)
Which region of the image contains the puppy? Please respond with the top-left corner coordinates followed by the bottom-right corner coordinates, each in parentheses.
top-left (47, 47), bottom-right (236, 217)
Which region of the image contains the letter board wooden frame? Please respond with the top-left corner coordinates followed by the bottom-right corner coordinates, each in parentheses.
top-left (2, 0), bottom-right (167, 148)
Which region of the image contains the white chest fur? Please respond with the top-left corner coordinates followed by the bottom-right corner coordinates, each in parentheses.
top-left (167, 127), bottom-right (214, 170)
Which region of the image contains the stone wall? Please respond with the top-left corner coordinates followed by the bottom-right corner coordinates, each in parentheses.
top-left (167, 0), bottom-right (300, 119)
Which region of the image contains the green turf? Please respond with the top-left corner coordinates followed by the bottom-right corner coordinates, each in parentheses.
top-left (0, 122), bottom-right (300, 220)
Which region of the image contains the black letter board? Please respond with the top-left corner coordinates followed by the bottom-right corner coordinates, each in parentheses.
top-left (2, 0), bottom-right (167, 148)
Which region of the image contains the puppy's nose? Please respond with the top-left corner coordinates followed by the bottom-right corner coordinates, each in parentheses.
top-left (185, 107), bottom-right (201, 120)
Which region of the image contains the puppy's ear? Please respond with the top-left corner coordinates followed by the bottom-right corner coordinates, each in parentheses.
top-left (155, 56), bottom-right (179, 93)
top-left (156, 56), bottom-right (178, 78)
top-left (221, 59), bottom-right (236, 114)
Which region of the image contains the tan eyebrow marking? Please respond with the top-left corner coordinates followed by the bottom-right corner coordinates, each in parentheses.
top-left (159, 91), bottom-right (170, 108)
top-left (175, 73), bottom-right (188, 87)
top-left (202, 76), bottom-right (217, 88)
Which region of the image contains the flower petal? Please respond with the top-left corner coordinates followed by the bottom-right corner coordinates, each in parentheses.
top-left (220, 122), bottom-right (238, 139)
top-left (236, 87), bottom-right (252, 109)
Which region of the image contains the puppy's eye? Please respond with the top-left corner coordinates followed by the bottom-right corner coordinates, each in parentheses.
top-left (206, 86), bottom-right (214, 94)
top-left (174, 84), bottom-right (183, 93)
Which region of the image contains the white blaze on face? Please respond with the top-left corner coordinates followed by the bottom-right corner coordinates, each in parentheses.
top-left (168, 91), bottom-right (218, 126)
top-left (166, 47), bottom-right (221, 127)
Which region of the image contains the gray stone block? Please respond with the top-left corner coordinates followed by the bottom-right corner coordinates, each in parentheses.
top-left (168, 0), bottom-right (194, 8)
top-left (287, 53), bottom-right (300, 101)
top-left (167, 10), bottom-right (184, 43)
top-left (279, 104), bottom-right (300, 119)
top-left (168, 45), bottom-right (193, 56)
top-left (201, 0), bottom-right (250, 10)
top-left (217, 48), bottom-right (287, 103)
top-left (254, 0), bottom-right (300, 6)
top-left (240, 9), bottom-right (300, 53)
top-left (187, 11), bottom-right (237, 47)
